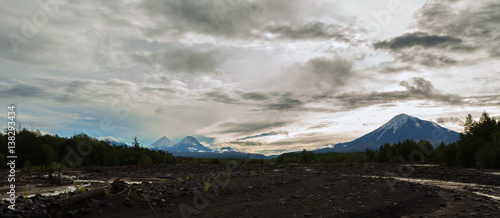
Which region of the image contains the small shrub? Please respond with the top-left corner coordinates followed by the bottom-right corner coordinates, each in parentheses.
top-left (203, 179), bottom-right (211, 192)
top-left (23, 161), bottom-right (31, 171)
top-left (73, 177), bottom-right (85, 194)
top-left (104, 186), bottom-right (112, 198)
top-left (22, 185), bottom-right (30, 200)
top-left (62, 191), bottom-right (70, 198)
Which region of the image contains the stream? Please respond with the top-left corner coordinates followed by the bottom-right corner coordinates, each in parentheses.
top-left (18, 175), bottom-right (176, 198)
top-left (365, 175), bottom-right (500, 202)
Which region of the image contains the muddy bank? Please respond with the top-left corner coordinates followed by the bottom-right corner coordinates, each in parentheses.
top-left (1, 163), bottom-right (500, 217)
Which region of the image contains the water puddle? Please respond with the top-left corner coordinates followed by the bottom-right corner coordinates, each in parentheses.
top-left (473, 192), bottom-right (500, 201)
top-left (27, 178), bottom-right (160, 196)
top-left (0, 172), bottom-right (185, 199)
top-left (24, 179), bottom-right (103, 198)
top-left (483, 172), bottom-right (500, 176)
top-left (364, 175), bottom-right (500, 202)
top-left (123, 180), bottom-right (142, 185)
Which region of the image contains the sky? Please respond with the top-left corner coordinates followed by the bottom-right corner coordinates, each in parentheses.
top-left (1, 0), bottom-right (499, 155)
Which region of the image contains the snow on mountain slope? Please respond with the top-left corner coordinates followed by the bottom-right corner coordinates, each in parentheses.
top-left (167, 135), bottom-right (213, 153)
top-left (148, 136), bottom-right (176, 151)
top-left (380, 113), bottom-right (419, 133)
top-left (96, 136), bottom-right (129, 147)
top-left (315, 113), bottom-right (460, 153)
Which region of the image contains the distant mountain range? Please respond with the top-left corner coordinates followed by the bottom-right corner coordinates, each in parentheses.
top-left (147, 135), bottom-right (267, 158)
top-left (314, 113), bottom-right (460, 153)
top-left (96, 136), bottom-right (130, 147)
top-left (148, 136), bottom-right (176, 151)
top-left (102, 113), bottom-right (461, 158)
top-left (148, 135), bottom-right (212, 152)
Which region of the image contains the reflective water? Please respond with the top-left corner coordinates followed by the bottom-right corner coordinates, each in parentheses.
top-left (365, 175), bottom-right (500, 202)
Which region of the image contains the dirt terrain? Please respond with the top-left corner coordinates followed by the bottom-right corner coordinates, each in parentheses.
top-left (1, 163), bottom-right (500, 217)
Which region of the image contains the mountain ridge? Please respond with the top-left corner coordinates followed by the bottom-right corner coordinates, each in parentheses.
top-left (315, 113), bottom-right (460, 153)
top-left (148, 136), bottom-right (176, 151)
top-left (169, 135), bottom-right (213, 153)
top-left (96, 136), bottom-right (130, 147)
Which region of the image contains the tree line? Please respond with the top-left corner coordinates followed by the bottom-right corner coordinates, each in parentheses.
top-left (274, 112), bottom-right (500, 168)
top-left (0, 130), bottom-right (175, 169)
top-left (1, 112), bottom-right (498, 169)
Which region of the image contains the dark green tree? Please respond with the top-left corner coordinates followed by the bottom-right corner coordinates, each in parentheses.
top-left (463, 114), bottom-right (474, 135)
top-left (132, 137), bottom-right (140, 148)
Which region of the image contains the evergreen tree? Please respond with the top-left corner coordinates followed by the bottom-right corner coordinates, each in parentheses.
top-left (132, 137), bottom-right (140, 148)
top-left (463, 114), bottom-right (474, 135)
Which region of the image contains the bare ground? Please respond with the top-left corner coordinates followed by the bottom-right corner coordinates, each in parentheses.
top-left (1, 163), bottom-right (500, 217)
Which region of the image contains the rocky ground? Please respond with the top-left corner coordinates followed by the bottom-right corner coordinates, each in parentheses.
top-left (1, 163), bottom-right (500, 217)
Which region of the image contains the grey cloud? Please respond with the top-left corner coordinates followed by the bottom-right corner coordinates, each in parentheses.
top-left (162, 48), bottom-right (224, 74)
top-left (396, 52), bottom-right (457, 68)
top-left (374, 1), bottom-right (500, 68)
top-left (307, 122), bottom-right (334, 130)
top-left (1, 78), bottom-right (136, 105)
top-left (374, 32), bottom-right (462, 50)
top-left (265, 138), bottom-right (324, 146)
top-left (141, 87), bottom-right (175, 93)
top-left (131, 48), bottom-right (225, 74)
top-left (335, 91), bottom-right (410, 109)
top-left (241, 91), bottom-right (269, 100)
top-left (466, 94), bottom-right (500, 106)
top-left (400, 77), bottom-right (462, 104)
top-left (104, 80), bottom-right (135, 88)
top-left (334, 77), bottom-right (462, 109)
top-left (377, 65), bottom-right (416, 74)
top-left (415, 2), bottom-right (500, 39)
top-left (0, 84), bottom-right (46, 98)
top-left (418, 54), bottom-right (457, 67)
top-left (140, 0), bottom-right (260, 37)
top-left (227, 141), bottom-right (264, 146)
top-left (265, 22), bottom-right (351, 41)
top-left (205, 91), bottom-right (238, 104)
top-left (216, 120), bottom-right (287, 134)
top-left (130, 52), bottom-right (159, 68)
top-left (230, 137), bottom-right (325, 148)
top-left (140, 0), bottom-right (355, 42)
top-left (263, 97), bottom-right (304, 110)
top-left (435, 117), bottom-right (464, 126)
top-left (306, 57), bottom-right (352, 87)
top-left (237, 131), bottom-right (278, 140)
top-left (65, 81), bottom-right (91, 93)
top-left (291, 57), bottom-right (354, 91)
top-left (414, 1), bottom-right (500, 57)
top-left (154, 108), bottom-right (164, 116)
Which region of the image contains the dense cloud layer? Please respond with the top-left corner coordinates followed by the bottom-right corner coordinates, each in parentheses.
top-left (1, 0), bottom-right (498, 154)
top-left (375, 0), bottom-right (500, 68)
top-left (374, 32), bottom-right (462, 50)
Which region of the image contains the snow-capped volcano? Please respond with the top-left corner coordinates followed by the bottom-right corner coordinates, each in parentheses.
top-left (380, 113), bottom-right (419, 133)
top-left (148, 136), bottom-right (176, 151)
top-left (315, 113), bottom-right (460, 153)
top-left (375, 113), bottom-right (423, 141)
top-left (96, 136), bottom-right (129, 147)
top-left (167, 135), bottom-right (213, 153)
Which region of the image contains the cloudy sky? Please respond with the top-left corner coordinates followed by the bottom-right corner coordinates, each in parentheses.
top-left (1, 0), bottom-right (499, 154)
